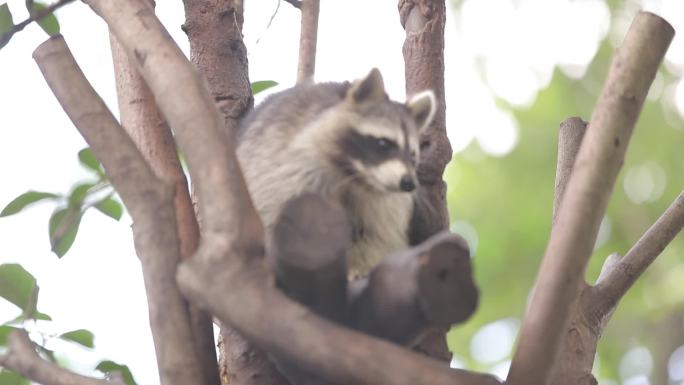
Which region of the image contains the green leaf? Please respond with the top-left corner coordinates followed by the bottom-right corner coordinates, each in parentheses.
top-left (96, 360), bottom-right (138, 385)
top-left (27, 1), bottom-right (59, 36)
top-left (0, 3), bottom-right (14, 49)
top-left (59, 329), bottom-right (94, 348)
top-left (0, 264), bottom-right (38, 318)
top-left (48, 207), bottom-right (82, 258)
top-left (94, 197), bottom-right (123, 221)
top-left (33, 311), bottom-right (52, 321)
top-left (0, 370), bottom-right (29, 385)
top-left (251, 80), bottom-right (278, 95)
top-left (1, 191), bottom-right (59, 217)
top-left (78, 148), bottom-right (104, 177)
top-left (68, 182), bottom-right (95, 207)
top-left (0, 325), bottom-right (19, 346)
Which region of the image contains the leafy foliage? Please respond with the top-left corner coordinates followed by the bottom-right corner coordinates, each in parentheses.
top-left (0, 263), bottom-right (130, 384)
top-left (96, 360), bottom-right (138, 385)
top-left (251, 80), bottom-right (278, 95)
top-left (0, 148), bottom-right (123, 258)
top-left (0, 191), bottom-right (59, 217)
top-left (26, 1), bottom-right (59, 36)
top-left (0, 3), bottom-right (14, 49)
top-left (59, 329), bottom-right (95, 348)
top-left (0, 264), bottom-right (39, 319)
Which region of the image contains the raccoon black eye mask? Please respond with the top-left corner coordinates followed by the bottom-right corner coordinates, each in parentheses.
top-left (236, 68), bottom-right (435, 277)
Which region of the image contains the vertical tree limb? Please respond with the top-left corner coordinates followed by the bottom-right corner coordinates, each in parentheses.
top-left (180, 1), bottom-right (288, 384)
top-left (296, 0), bottom-right (319, 83)
top-left (33, 35), bottom-right (204, 385)
top-left (399, 0), bottom-right (452, 361)
top-left (109, 27), bottom-right (219, 385)
top-left (508, 13), bottom-right (674, 385)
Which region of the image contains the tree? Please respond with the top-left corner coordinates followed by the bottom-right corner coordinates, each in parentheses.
top-left (0, 1), bottom-right (682, 385)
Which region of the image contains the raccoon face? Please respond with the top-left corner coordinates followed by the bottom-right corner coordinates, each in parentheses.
top-left (332, 68), bottom-right (436, 194)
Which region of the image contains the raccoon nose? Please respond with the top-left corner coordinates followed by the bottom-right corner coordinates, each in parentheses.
top-left (399, 175), bottom-right (416, 192)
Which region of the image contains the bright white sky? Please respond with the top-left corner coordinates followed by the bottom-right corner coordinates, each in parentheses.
top-left (0, 0), bottom-right (682, 384)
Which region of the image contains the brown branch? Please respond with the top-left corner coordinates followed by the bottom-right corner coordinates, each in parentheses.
top-left (109, 26), bottom-right (219, 385)
top-left (0, 0), bottom-right (75, 47)
top-left (508, 12), bottom-right (674, 385)
top-left (82, 1), bottom-right (500, 384)
top-left (399, 0), bottom-right (454, 361)
top-left (180, 1), bottom-right (285, 384)
top-left (296, 0), bottom-right (319, 83)
top-left (33, 35), bottom-right (204, 385)
top-left (594, 190), bottom-right (684, 313)
top-left (0, 330), bottom-right (123, 385)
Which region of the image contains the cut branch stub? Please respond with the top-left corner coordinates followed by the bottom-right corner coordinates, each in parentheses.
top-left (349, 231), bottom-right (478, 346)
top-left (553, 117), bottom-right (587, 224)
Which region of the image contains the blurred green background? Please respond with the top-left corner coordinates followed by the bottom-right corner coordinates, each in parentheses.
top-left (444, 1), bottom-right (684, 383)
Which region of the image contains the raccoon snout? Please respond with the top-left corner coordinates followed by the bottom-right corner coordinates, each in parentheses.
top-left (399, 175), bottom-right (416, 192)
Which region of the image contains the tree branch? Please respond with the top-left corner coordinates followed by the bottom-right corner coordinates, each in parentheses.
top-left (81, 1), bottom-right (500, 384)
top-left (33, 35), bottom-right (205, 385)
top-left (507, 12), bottom-right (674, 385)
top-left (181, 1), bottom-right (285, 383)
top-left (0, 330), bottom-right (123, 385)
top-left (109, 26), bottom-right (219, 385)
top-left (296, 0), bottom-right (319, 83)
top-left (594, 190), bottom-right (684, 313)
top-left (0, 0), bottom-right (75, 47)
top-left (399, 0), bottom-right (456, 361)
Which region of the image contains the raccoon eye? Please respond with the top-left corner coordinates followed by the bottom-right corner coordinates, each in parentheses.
top-left (373, 138), bottom-right (396, 152)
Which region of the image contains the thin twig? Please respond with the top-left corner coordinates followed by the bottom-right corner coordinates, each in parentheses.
top-left (594, 190), bottom-right (684, 312)
top-left (296, 0), bottom-right (319, 83)
top-left (0, 0), bottom-right (75, 46)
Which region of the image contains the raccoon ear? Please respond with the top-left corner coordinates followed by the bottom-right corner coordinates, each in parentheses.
top-left (406, 90), bottom-right (436, 133)
top-left (348, 68), bottom-right (386, 103)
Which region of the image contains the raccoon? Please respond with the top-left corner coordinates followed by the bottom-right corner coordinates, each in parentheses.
top-left (236, 68), bottom-right (436, 277)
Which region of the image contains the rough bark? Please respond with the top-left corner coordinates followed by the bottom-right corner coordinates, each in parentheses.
top-left (296, 0), bottom-right (319, 83)
top-left (180, 1), bottom-right (288, 384)
top-left (33, 35), bottom-right (204, 385)
top-left (109, 28), bottom-right (219, 385)
top-left (511, 13), bottom-right (674, 384)
top-left (399, 0), bottom-right (454, 362)
top-left (0, 330), bottom-right (123, 385)
top-left (182, 0), bottom-right (252, 143)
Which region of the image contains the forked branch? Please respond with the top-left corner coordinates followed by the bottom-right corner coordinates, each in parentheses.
top-left (33, 35), bottom-right (205, 385)
top-left (507, 12), bottom-right (674, 385)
